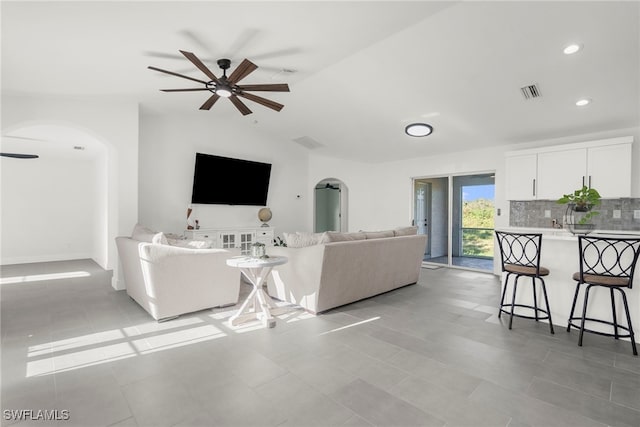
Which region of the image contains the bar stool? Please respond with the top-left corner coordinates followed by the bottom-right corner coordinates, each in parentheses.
top-left (495, 231), bottom-right (554, 333)
top-left (567, 235), bottom-right (640, 356)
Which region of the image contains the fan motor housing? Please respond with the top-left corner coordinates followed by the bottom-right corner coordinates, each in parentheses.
top-left (217, 59), bottom-right (231, 70)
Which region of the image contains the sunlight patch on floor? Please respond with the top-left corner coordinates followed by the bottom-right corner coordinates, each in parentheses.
top-left (26, 319), bottom-right (227, 377)
top-left (319, 316), bottom-right (381, 335)
top-left (1, 271), bottom-right (91, 284)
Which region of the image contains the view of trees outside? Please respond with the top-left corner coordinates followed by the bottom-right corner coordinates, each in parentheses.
top-left (462, 185), bottom-right (494, 257)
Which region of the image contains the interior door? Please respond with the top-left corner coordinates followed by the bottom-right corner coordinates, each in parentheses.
top-left (414, 177), bottom-right (449, 265)
top-left (414, 181), bottom-right (431, 258)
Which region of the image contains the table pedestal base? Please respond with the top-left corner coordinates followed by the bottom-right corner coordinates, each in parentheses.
top-left (229, 266), bottom-right (278, 328)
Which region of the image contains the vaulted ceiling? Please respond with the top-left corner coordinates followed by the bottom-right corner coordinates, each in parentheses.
top-left (2, 1), bottom-right (639, 162)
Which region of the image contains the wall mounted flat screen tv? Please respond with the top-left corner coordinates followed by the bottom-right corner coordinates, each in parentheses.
top-left (191, 153), bottom-right (272, 206)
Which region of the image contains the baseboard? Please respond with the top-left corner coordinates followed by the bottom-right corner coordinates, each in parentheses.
top-left (1, 252), bottom-right (94, 266)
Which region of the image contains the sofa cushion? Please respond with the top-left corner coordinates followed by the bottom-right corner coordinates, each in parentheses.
top-left (167, 238), bottom-right (211, 249)
top-left (362, 230), bottom-right (395, 239)
top-left (394, 226), bottom-right (419, 236)
top-left (323, 231), bottom-right (367, 242)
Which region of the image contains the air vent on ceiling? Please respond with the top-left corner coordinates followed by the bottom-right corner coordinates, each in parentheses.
top-left (293, 136), bottom-right (324, 150)
top-left (521, 83), bottom-right (541, 100)
top-left (272, 68), bottom-right (297, 80)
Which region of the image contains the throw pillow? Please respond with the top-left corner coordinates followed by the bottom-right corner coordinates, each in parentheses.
top-left (151, 232), bottom-right (169, 245)
top-left (284, 232), bottom-right (325, 248)
top-left (131, 224), bottom-right (158, 242)
top-left (393, 226), bottom-right (418, 236)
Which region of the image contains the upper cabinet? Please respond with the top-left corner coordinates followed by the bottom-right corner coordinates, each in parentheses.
top-left (505, 136), bottom-right (633, 200)
top-left (536, 148), bottom-right (587, 200)
top-left (586, 143), bottom-right (632, 198)
top-left (505, 153), bottom-right (537, 200)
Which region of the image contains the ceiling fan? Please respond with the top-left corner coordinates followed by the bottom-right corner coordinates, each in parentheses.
top-left (148, 50), bottom-right (290, 115)
top-left (1, 136), bottom-right (40, 159)
top-left (0, 153), bottom-right (39, 159)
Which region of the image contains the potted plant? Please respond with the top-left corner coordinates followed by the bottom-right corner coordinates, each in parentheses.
top-left (556, 185), bottom-right (601, 233)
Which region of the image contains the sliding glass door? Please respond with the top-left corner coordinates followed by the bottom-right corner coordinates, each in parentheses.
top-left (414, 172), bottom-right (494, 272)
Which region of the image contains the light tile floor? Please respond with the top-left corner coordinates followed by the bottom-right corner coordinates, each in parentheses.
top-left (1, 259), bottom-right (639, 426)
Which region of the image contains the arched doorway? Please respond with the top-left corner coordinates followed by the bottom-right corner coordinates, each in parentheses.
top-left (314, 178), bottom-right (348, 233)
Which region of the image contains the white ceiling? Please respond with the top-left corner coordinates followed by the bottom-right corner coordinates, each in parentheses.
top-left (2, 1), bottom-right (639, 162)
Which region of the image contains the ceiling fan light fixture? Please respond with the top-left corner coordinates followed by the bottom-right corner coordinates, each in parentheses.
top-left (405, 123), bottom-right (433, 137)
top-left (216, 85), bottom-right (232, 98)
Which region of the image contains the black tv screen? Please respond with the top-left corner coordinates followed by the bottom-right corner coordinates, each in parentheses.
top-left (191, 153), bottom-right (272, 206)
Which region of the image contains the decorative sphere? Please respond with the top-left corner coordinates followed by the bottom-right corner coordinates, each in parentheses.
top-left (258, 207), bottom-right (272, 223)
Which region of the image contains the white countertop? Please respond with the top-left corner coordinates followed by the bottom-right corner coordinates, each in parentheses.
top-left (498, 227), bottom-right (640, 241)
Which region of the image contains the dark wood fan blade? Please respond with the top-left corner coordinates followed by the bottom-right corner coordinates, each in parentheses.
top-left (237, 83), bottom-right (290, 92)
top-left (229, 96), bottom-right (252, 115)
top-left (237, 92), bottom-right (284, 112)
top-left (180, 50), bottom-right (219, 83)
top-left (227, 59), bottom-right (258, 84)
top-left (0, 152), bottom-right (39, 159)
top-left (144, 51), bottom-right (184, 60)
top-left (200, 94), bottom-right (221, 110)
top-left (161, 88), bottom-right (212, 92)
top-left (148, 66), bottom-right (208, 85)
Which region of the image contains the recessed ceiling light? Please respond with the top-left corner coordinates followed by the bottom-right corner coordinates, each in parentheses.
top-left (563, 44), bottom-right (582, 55)
top-left (575, 98), bottom-right (591, 107)
top-left (405, 123), bottom-right (433, 137)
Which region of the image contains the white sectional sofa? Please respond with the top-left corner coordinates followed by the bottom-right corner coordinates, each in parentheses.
top-left (116, 235), bottom-right (241, 321)
top-left (266, 229), bottom-right (427, 314)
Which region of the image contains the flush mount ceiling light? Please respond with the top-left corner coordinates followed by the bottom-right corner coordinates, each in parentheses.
top-left (576, 98), bottom-right (591, 107)
top-left (405, 123), bottom-right (433, 137)
top-left (563, 43), bottom-right (582, 55)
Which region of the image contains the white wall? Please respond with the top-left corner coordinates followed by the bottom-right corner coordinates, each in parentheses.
top-left (309, 127), bottom-right (639, 274)
top-left (1, 94), bottom-right (139, 289)
top-left (309, 146), bottom-right (507, 232)
top-left (138, 112), bottom-right (309, 237)
top-left (1, 155), bottom-right (98, 264)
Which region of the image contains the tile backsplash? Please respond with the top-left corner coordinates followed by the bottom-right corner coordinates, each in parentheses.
top-left (509, 198), bottom-right (640, 231)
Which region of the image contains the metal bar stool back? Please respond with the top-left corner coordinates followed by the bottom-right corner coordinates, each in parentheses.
top-left (567, 235), bottom-right (640, 355)
top-left (495, 231), bottom-right (554, 333)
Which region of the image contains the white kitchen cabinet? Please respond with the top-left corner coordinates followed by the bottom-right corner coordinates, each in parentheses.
top-left (505, 154), bottom-right (537, 200)
top-left (536, 148), bottom-right (586, 200)
top-left (185, 227), bottom-right (275, 253)
top-left (505, 136), bottom-right (633, 200)
top-left (587, 143), bottom-right (632, 198)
